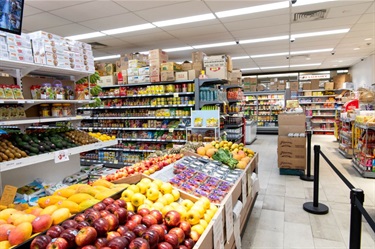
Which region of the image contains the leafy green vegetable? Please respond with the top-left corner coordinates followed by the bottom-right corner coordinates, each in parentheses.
top-left (212, 148), bottom-right (238, 169)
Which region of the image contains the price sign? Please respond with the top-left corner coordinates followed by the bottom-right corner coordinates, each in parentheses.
top-left (18, 100), bottom-right (25, 104)
top-left (89, 128), bottom-right (93, 132)
top-left (114, 159), bottom-right (119, 164)
top-left (169, 128), bottom-right (174, 133)
top-left (0, 185), bottom-right (17, 206)
top-left (213, 211), bottom-right (224, 249)
top-left (225, 197), bottom-right (234, 241)
top-left (26, 100), bottom-right (34, 103)
top-left (54, 150), bottom-right (69, 163)
top-left (242, 174), bottom-right (247, 204)
top-left (173, 93), bottom-right (179, 98)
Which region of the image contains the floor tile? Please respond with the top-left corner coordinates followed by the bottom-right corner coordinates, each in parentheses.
top-left (284, 222), bottom-right (314, 248)
top-left (250, 229), bottom-right (284, 249)
top-left (258, 209), bottom-right (284, 232)
top-left (262, 195), bottom-right (285, 212)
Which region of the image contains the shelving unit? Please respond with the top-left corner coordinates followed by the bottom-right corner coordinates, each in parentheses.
top-left (243, 91), bottom-right (285, 134)
top-left (352, 123), bottom-right (375, 178)
top-left (338, 118), bottom-right (356, 158)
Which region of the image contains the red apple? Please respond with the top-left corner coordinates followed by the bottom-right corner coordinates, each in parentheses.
top-left (160, 224), bottom-right (168, 232)
top-left (123, 230), bottom-right (136, 242)
top-left (142, 229), bottom-right (159, 249)
top-left (178, 246), bottom-right (188, 249)
top-left (32, 214), bottom-right (53, 233)
top-left (157, 242), bottom-right (173, 249)
top-left (189, 231), bottom-right (200, 242)
top-left (133, 224), bottom-right (148, 237)
top-left (100, 210), bottom-right (111, 218)
top-left (106, 203), bottom-right (120, 213)
top-left (103, 213), bottom-right (119, 231)
top-left (129, 237), bottom-right (150, 249)
top-left (30, 235), bottom-right (52, 249)
top-left (142, 215), bottom-right (158, 227)
top-left (178, 221), bottom-right (191, 238)
top-left (74, 213), bottom-right (86, 223)
top-left (137, 208), bottom-right (150, 217)
top-left (60, 228), bottom-right (78, 248)
top-left (95, 237), bottom-right (108, 248)
top-left (183, 238), bottom-right (195, 249)
top-left (76, 221), bottom-right (90, 230)
top-left (107, 231), bottom-right (121, 241)
top-left (114, 208), bottom-right (128, 225)
top-left (92, 217), bottom-right (110, 237)
top-left (46, 225), bottom-right (64, 239)
top-left (149, 224), bottom-right (166, 242)
top-left (82, 246), bottom-right (96, 249)
top-left (84, 208), bottom-right (95, 215)
top-left (85, 210), bottom-right (101, 224)
top-left (127, 211), bottom-right (135, 220)
top-left (114, 199), bottom-right (126, 208)
top-left (149, 210), bottom-right (163, 224)
top-left (46, 238), bottom-right (68, 249)
top-left (169, 228), bottom-right (185, 244)
top-left (107, 237), bottom-right (129, 249)
top-left (75, 226), bottom-right (97, 247)
top-left (102, 197), bottom-right (115, 206)
top-left (93, 202), bottom-right (107, 211)
top-left (164, 211), bottom-right (181, 227)
top-left (125, 220), bottom-right (138, 231)
top-left (117, 225), bottom-right (129, 236)
top-left (130, 214), bottom-right (142, 224)
top-left (164, 233), bottom-right (179, 249)
top-left (61, 219), bottom-right (78, 229)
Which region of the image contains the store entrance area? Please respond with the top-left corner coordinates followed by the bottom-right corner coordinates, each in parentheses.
top-left (243, 134), bottom-right (375, 249)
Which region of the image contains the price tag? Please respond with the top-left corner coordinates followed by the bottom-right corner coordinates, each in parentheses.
top-left (76, 115), bottom-right (82, 119)
top-left (26, 100), bottom-right (34, 103)
top-left (213, 210), bottom-right (224, 249)
top-left (18, 100), bottom-right (25, 104)
top-left (54, 150), bottom-right (69, 163)
top-left (0, 100), bottom-right (4, 103)
top-left (89, 128), bottom-right (93, 132)
top-left (114, 160), bottom-right (119, 164)
top-left (225, 197), bottom-right (234, 241)
top-left (242, 174), bottom-right (247, 204)
top-left (4, 161), bottom-right (15, 168)
top-left (0, 185), bottom-right (17, 206)
top-left (173, 93), bottom-right (179, 98)
top-left (169, 128), bottom-right (174, 133)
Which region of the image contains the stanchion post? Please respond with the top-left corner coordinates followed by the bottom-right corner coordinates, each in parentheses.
top-left (303, 145), bottom-right (329, 214)
top-left (301, 130), bottom-right (314, 181)
top-left (349, 188), bottom-right (364, 249)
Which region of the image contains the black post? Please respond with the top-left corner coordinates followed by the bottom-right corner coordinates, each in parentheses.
top-left (349, 188), bottom-right (364, 249)
top-left (301, 130), bottom-right (314, 181)
top-left (303, 145), bottom-right (329, 214)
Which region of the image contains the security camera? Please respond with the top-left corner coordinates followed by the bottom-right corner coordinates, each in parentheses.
top-left (286, 56), bottom-right (289, 59)
top-left (331, 52), bottom-right (335, 55)
top-left (291, 0), bottom-right (297, 4)
top-left (361, 58), bottom-right (364, 61)
top-left (236, 41), bottom-right (239, 44)
top-left (290, 37), bottom-right (295, 42)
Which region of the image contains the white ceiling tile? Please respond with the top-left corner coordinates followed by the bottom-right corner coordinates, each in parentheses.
top-left (231, 26), bottom-right (290, 40)
top-left (135, 1), bottom-right (211, 22)
top-left (25, 0), bottom-right (92, 11)
top-left (182, 33), bottom-right (234, 45)
top-left (326, 2), bottom-right (372, 18)
top-left (50, 1), bottom-right (129, 22)
top-left (166, 24), bottom-right (228, 39)
top-left (365, 2), bottom-right (375, 13)
top-left (223, 14), bottom-right (290, 32)
top-left (23, 4), bottom-right (43, 16)
top-left (291, 16), bottom-right (359, 33)
top-left (114, 1), bottom-right (182, 12)
top-left (357, 13), bottom-right (375, 24)
top-left (156, 19), bottom-right (221, 31)
top-left (117, 31), bottom-right (175, 43)
top-left (22, 12), bottom-right (72, 31)
top-left (42, 23), bottom-right (95, 37)
top-left (79, 13), bottom-right (146, 31)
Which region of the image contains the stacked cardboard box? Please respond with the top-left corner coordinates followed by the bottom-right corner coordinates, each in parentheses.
top-left (278, 113), bottom-right (306, 170)
top-left (149, 49), bottom-right (168, 83)
top-left (203, 54), bottom-right (228, 79)
top-left (0, 32), bottom-right (33, 62)
top-left (227, 69), bottom-right (242, 85)
top-left (333, 74), bottom-right (352, 89)
top-left (243, 77), bottom-right (257, 91)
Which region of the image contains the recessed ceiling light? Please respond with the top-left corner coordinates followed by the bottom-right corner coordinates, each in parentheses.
top-left (102, 23), bottom-right (155, 35)
top-left (261, 65), bottom-right (289, 70)
top-left (66, 32), bottom-right (105, 41)
top-left (354, 47), bottom-right (360, 50)
top-left (193, 41), bottom-right (236, 49)
top-left (94, 54), bottom-right (121, 61)
top-left (293, 0), bottom-right (336, 7)
top-left (153, 13), bottom-right (216, 27)
top-left (249, 48), bottom-right (333, 59)
top-left (306, 57), bottom-right (311, 60)
top-left (293, 28), bottom-right (350, 38)
top-left (338, 60), bottom-right (343, 62)
top-left (251, 52), bottom-right (289, 58)
top-left (216, 1), bottom-right (289, 18)
top-left (239, 35), bottom-right (289, 44)
top-left (232, 56), bottom-right (250, 60)
top-left (241, 67), bottom-right (259, 71)
top-left (163, 46), bottom-right (194, 52)
top-left (260, 63), bottom-right (321, 70)
top-left (365, 38), bottom-right (372, 41)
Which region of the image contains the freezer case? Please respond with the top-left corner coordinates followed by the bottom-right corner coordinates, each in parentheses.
top-left (245, 120), bottom-right (257, 144)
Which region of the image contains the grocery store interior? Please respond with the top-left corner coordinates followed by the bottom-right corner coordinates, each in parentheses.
top-left (0, 0), bottom-right (374, 248)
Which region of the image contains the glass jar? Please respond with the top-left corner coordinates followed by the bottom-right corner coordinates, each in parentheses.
top-left (51, 103), bottom-right (63, 117)
top-left (53, 81), bottom-right (65, 100)
top-left (64, 86), bottom-right (74, 100)
top-left (41, 83), bottom-right (53, 100)
top-left (40, 104), bottom-right (50, 117)
top-left (62, 104), bottom-right (72, 117)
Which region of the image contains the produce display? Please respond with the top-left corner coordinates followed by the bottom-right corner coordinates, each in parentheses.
top-left (103, 154), bottom-right (183, 182)
top-left (88, 132), bottom-right (116, 142)
top-left (65, 130), bottom-right (99, 145)
top-left (82, 119), bottom-right (182, 129)
top-left (0, 138), bottom-right (28, 162)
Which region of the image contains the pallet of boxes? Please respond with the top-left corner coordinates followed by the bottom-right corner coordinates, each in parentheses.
top-left (278, 113), bottom-right (307, 175)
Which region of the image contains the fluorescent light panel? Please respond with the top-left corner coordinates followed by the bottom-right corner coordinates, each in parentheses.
top-left (66, 32), bottom-right (105, 40)
top-left (294, 29), bottom-right (350, 38)
top-left (94, 54), bottom-right (121, 61)
top-left (293, 0), bottom-right (336, 7)
top-left (102, 23), bottom-right (155, 35)
top-left (153, 13), bottom-right (215, 27)
top-left (163, 46), bottom-right (193, 52)
top-left (260, 63), bottom-right (321, 69)
top-left (240, 35), bottom-right (289, 44)
top-left (241, 67), bottom-right (259, 71)
top-left (232, 56), bottom-right (250, 60)
top-left (216, 1), bottom-right (289, 18)
top-left (193, 41), bottom-right (236, 49)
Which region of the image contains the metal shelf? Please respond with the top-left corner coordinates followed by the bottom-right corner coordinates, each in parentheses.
top-left (300, 102), bottom-right (336, 104)
top-left (0, 140), bottom-right (118, 172)
top-left (224, 123), bottom-right (244, 128)
top-left (199, 101), bottom-right (225, 108)
top-left (100, 148), bottom-right (157, 153)
top-left (98, 92), bottom-right (194, 99)
top-left (100, 80), bottom-right (194, 88)
top-left (78, 104), bottom-right (194, 110)
top-left (80, 159), bottom-right (132, 168)
top-left (198, 78), bottom-right (227, 87)
top-left (79, 127), bottom-right (185, 131)
top-left (298, 95), bottom-right (336, 98)
top-left (312, 129), bottom-right (334, 132)
top-left (118, 138), bottom-right (186, 143)
top-left (338, 148), bottom-right (353, 159)
top-left (222, 84), bottom-right (243, 89)
top-left (0, 115), bottom-right (89, 126)
top-left (352, 159), bottom-right (375, 178)
top-left (83, 116), bottom-right (189, 120)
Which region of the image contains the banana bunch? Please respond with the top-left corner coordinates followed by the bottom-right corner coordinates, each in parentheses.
top-left (76, 71), bottom-right (101, 84)
top-left (89, 97), bottom-right (102, 107)
top-left (90, 85), bottom-right (102, 96)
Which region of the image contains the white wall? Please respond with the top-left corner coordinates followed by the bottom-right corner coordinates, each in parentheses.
top-left (350, 54), bottom-right (375, 89)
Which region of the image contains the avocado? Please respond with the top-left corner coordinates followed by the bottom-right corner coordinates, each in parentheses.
top-left (29, 153), bottom-right (37, 156)
top-left (55, 142), bottom-right (63, 149)
top-left (38, 146), bottom-right (45, 152)
top-left (29, 147), bottom-right (39, 154)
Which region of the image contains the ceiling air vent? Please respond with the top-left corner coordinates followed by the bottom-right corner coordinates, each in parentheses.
top-left (293, 9), bottom-right (328, 22)
top-left (87, 42), bottom-right (107, 49)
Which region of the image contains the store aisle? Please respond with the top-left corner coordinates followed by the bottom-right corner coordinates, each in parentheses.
top-left (242, 134), bottom-right (375, 249)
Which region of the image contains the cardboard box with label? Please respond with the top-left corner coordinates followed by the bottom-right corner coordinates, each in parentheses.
top-left (188, 69), bottom-right (199, 80)
top-left (302, 83), bottom-right (311, 90)
top-left (205, 67), bottom-right (227, 79)
top-left (311, 79), bottom-right (320, 90)
top-left (181, 62), bottom-right (192, 71)
top-left (175, 71), bottom-right (188, 81)
top-left (203, 55), bottom-right (227, 67)
top-left (325, 82), bottom-right (334, 90)
top-left (192, 62), bottom-right (203, 71)
top-left (98, 75), bottom-right (118, 86)
top-left (278, 82), bottom-right (285, 90)
top-left (290, 81), bottom-right (299, 91)
top-left (161, 62), bottom-right (182, 71)
top-left (192, 51), bottom-right (206, 62)
top-left (148, 49), bottom-right (168, 60)
top-left (161, 71), bottom-right (175, 82)
top-left (269, 82), bottom-right (278, 90)
top-left (278, 113), bottom-right (306, 136)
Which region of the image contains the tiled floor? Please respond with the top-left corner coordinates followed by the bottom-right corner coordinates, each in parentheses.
top-left (242, 134), bottom-right (375, 249)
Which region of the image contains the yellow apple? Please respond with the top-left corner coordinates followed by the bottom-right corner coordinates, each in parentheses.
top-left (127, 185), bottom-right (140, 193)
top-left (163, 193), bottom-right (174, 204)
top-left (144, 199), bottom-right (154, 207)
top-left (126, 202), bottom-right (135, 212)
top-left (191, 224), bottom-right (205, 235)
top-left (137, 204), bottom-right (151, 211)
top-left (121, 189), bottom-right (134, 202)
top-left (203, 213), bottom-right (212, 223)
top-left (161, 205), bottom-right (174, 216)
top-left (131, 193), bottom-right (146, 207)
top-left (210, 203), bottom-right (218, 213)
top-left (190, 205), bottom-right (205, 218)
top-left (199, 219), bottom-right (208, 229)
top-left (146, 188), bottom-right (160, 202)
top-left (186, 210), bottom-right (200, 225)
top-left (153, 179), bottom-right (163, 189)
top-left (169, 202), bottom-right (180, 209)
top-left (140, 178), bottom-right (152, 185)
top-left (198, 197), bottom-right (211, 210)
top-left (205, 209), bottom-right (215, 219)
top-left (136, 182), bottom-right (148, 194)
top-left (171, 189), bottom-right (180, 201)
top-left (181, 199), bottom-right (194, 211)
top-left (160, 182), bottom-right (173, 194)
top-left (175, 206), bottom-right (187, 221)
top-left (156, 197), bottom-right (168, 206)
top-left (152, 202), bottom-right (164, 211)
top-left (148, 183), bottom-right (159, 191)
top-left (194, 200), bottom-right (207, 211)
